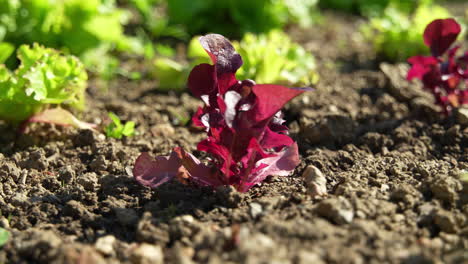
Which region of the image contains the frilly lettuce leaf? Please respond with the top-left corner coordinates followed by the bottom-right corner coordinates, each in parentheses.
top-left (234, 30), bottom-right (319, 86)
top-left (0, 44), bottom-right (87, 124)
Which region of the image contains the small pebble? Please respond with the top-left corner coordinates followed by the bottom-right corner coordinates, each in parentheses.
top-left (94, 235), bottom-right (116, 256)
top-left (302, 165), bottom-right (327, 198)
top-left (130, 243), bottom-right (164, 264)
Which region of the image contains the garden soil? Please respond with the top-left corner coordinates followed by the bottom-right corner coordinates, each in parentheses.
top-left (0, 10), bottom-right (467, 264)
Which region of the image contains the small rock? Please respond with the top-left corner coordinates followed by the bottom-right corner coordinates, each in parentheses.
top-left (114, 208), bottom-right (139, 227)
top-left (393, 214), bottom-right (405, 222)
top-left (316, 197), bottom-right (354, 225)
top-left (130, 243), bottom-right (164, 264)
top-left (249, 203), bottom-right (263, 219)
top-left (455, 107), bottom-right (468, 125)
top-left (302, 165), bottom-right (327, 198)
top-left (380, 184), bottom-right (390, 192)
top-left (94, 235), bottom-right (116, 256)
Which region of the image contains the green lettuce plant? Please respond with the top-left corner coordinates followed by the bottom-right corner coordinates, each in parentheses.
top-left (361, 3), bottom-right (452, 62)
top-left (233, 30), bottom-right (319, 86)
top-left (0, 44), bottom-right (87, 124)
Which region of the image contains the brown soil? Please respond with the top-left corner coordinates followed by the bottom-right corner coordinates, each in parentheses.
top-left (0, 11), bottom-right (467, 264)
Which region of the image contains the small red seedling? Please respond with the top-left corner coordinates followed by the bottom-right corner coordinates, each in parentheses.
top-left (133, 34), bottom-right (311, 192)
top-left (407, 18), bottom-right (468, 114)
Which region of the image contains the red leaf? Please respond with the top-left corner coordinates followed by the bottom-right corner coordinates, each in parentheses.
top-left (251, 85), bottom-right (309, 123)
top-left (424, 18), bottom-right (461, 57)
top-left (188, 64), bottom-right (216, 98)
top-left (133, 152), bottom-right (181, 188)
top-left (407, 55), bottom-right (439, 81)
top-left (260, 127), bottom-right (294, 150)
top-left (173, 147), bottom-right (223, 187)
top-left (199, 34), bottom-right (243, 75)
top-left (238, 143), bottom-right (300, 192)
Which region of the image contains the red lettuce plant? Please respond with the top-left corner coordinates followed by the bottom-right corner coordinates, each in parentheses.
top-left (407, 18), bottom-right (468, 114)
top-left (133, 34), bottom-right (310, 192)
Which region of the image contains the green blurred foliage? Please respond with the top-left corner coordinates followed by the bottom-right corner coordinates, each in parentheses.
top-left (0, 0), bottom-right (143, 78)
top-left (125, 0), bottom-right (187, 39)
top-left (361, 3), bottom-right (452, 62)
top-left (164, 0), bottom-right (319, 39)
top-left (0, 44), bottom-right (87, 123)
top-left (319, 0), bottom-right (433, 17)
top-left (0, 0), bottom-right (137, 54)
top-left (123, 0), bottom-right (320, 41)
top-left (153, 31), bottom-right (318, 91)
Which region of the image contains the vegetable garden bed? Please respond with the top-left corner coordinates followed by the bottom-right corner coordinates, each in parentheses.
top-left (0, 2), bottom-right (467, 264)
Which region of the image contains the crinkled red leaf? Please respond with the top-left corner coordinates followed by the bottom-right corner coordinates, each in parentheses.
top-left (133, 152), bottom-right (181, 188)
top-left (188, 64), bottom-right (216, 98)
top-left (240, 137), bottom-right (273, 170)
top-left (199, 34), bottom-right (243, 95)
top-left (250, 85), bottom-right (310, 123)
top-left (191, 107), bottom-right (205, 128)
top-left (407, 56), bottom-right (439, 81)
top-left (197, 138), bottom-right (233, 177)
top-left (424, 18), bottom-right (461, 57)
top-left (260, 127), bottom-right (294, 150)
top-left (238, 143), bottom-right (300, 192)
top-left (199, 34), bottom-right (243, 75)
top-left (173, 147), bottom-right (223, 187)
